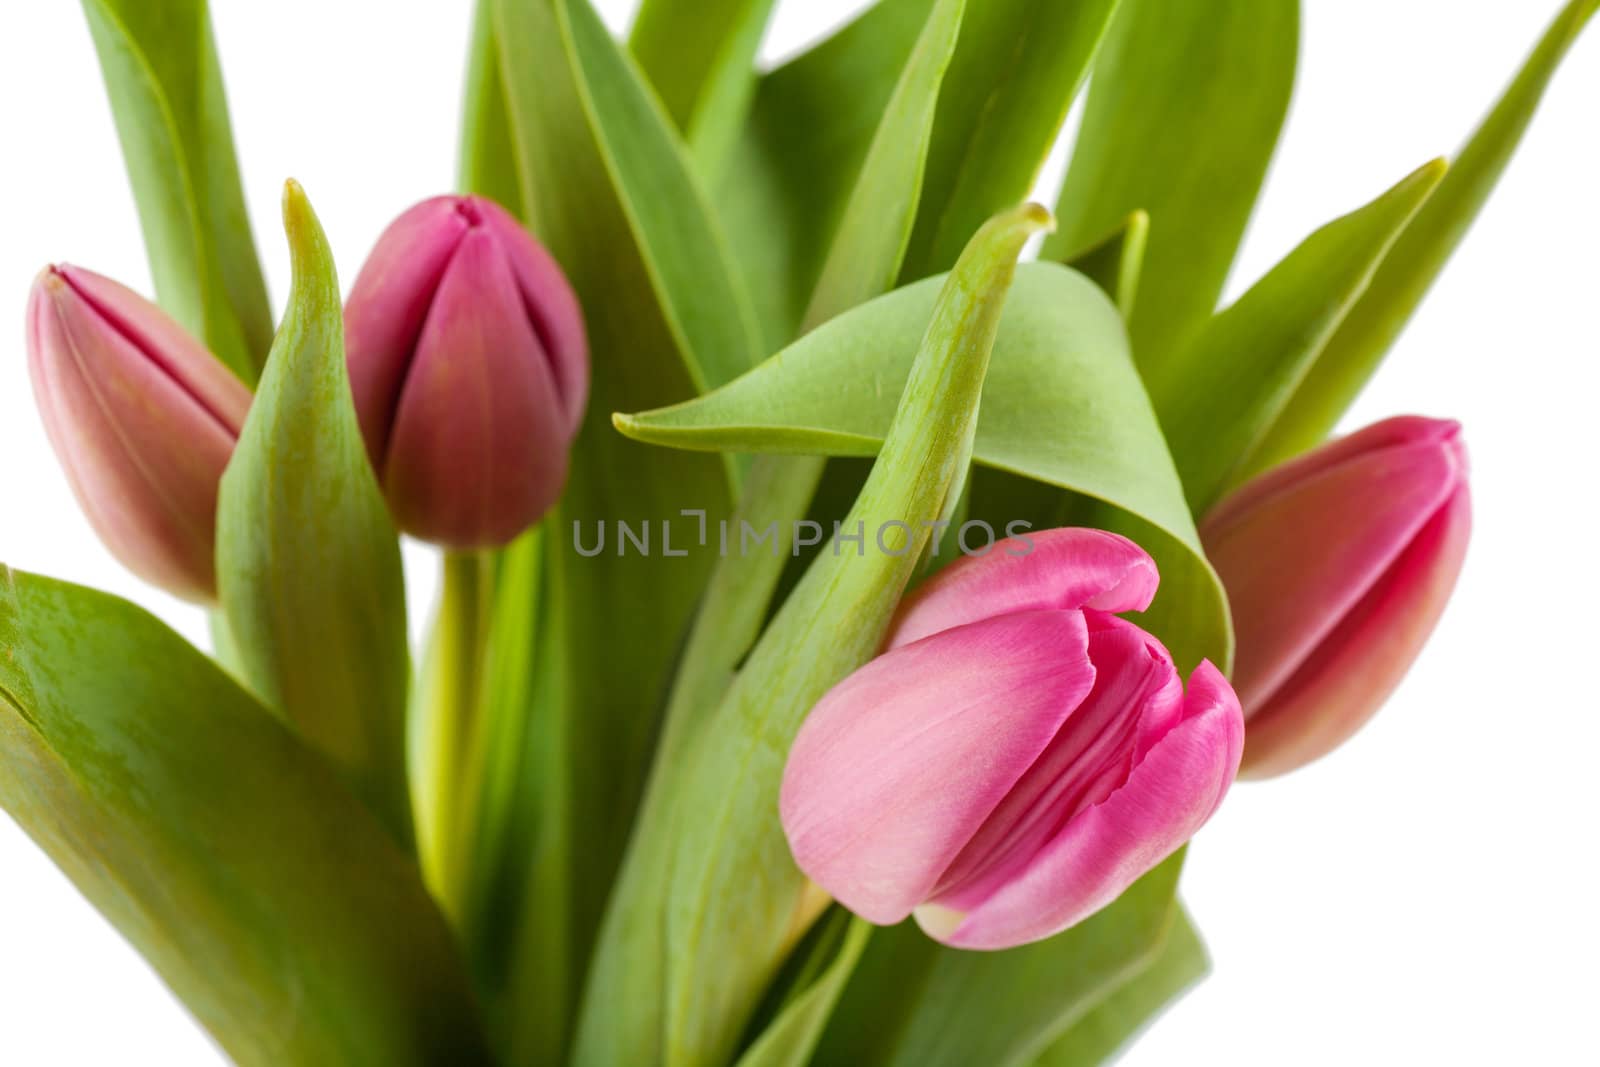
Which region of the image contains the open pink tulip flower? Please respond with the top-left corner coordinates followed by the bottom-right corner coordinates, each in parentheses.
top-left (1202, 416), bottom-right (1471, 780)
top-left (344, 194), bottom-right (588, 549)
top-left (779, 529), bottom-right (1243, 951)
top-left (26, 265), bottom-right (252, 603)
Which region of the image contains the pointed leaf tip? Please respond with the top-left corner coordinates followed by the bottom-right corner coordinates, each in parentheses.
top-left (999, 201), bottom-right (1055, 241)
top-left (281, 180), bottom-right (325, 259)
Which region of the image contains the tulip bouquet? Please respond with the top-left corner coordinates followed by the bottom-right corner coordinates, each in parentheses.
top-left (2, 1), bottom-right (1592, 1065)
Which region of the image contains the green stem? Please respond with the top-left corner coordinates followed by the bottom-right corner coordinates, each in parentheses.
top-left (412, 548), bottom-right (495, 920)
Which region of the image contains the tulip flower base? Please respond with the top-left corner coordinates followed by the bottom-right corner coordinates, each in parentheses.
top-left (2, 2), bottom-right (1593, 1066)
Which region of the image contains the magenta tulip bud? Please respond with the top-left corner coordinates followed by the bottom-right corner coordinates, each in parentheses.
top-left (779, 530), bottom-right (1243, 950)
top-left (1202, 416), bottom-right (1471, 780)
top-left (26, 265), bottom-right (252, 603)
top-left (344, 195), bottom-right (588, 548)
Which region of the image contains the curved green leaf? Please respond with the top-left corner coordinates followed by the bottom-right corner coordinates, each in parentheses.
top-left (576, 204), bottom-right (1051, 1067)
top-left (899, 0), bottom-right (1122, 280)
top-left (719, 0), bottom-right (939, 350)
top-left (815, 853), bottom-right (1187, 1067)
top-left (1245, 0), bottom-right (1599, 473)
top-left (79, 0), bottom-right (271, 381)
top-left (1059, 210), bottom-right (1149, 318)
top-left (578, 9), bottom-right (970, 1060)
top-left (1031, 906), bottom-right (1208, 1067)
top-left (459, 0), bottom-right (526, 214)
top-left (617, 262), bottom-right (1231, 671)
top-left (1157, 160), bottom-right (1447, 512)
top-left (1044, 0), bottom-right (1298, 385)
top-left (0, 569), bottom-right (491, 1067)
top-left (802, 0), bottom-right (967, 330)
top-left (216, 182), bottom-right (411, 847)
top-left (483, 1), bottom-right (736, 1058)
top-left (560, 0), bottom-right (763, 394)
top-left (734, 915), bottom-right (874, 1067)
top-left (656, 0), bottom-right (966, 754)
top-left (630, 0), bottom-right (779, 177)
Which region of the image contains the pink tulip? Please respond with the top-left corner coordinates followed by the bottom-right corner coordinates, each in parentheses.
top-left (344, 195), bottom-right (588, 549)
top-left (1202, 416), bottom-right (1471, 779)
top-left (780, 529), bottom-right (1243, 950)
top-left (26, 265), bottom-right (252, 602)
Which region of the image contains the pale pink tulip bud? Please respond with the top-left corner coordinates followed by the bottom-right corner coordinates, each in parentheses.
top-left (344, 195), bottom-right (588, 548)
top-left (780, 530), bottom-right (1243, 950)
top-left (26, 265), bottom-right (252, 602)
top-left (1202, 416), bottom-right (1471, 780)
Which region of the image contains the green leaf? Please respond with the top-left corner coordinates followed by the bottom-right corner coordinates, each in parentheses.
top-left (719, 0), bottom-right (940, 350)
top-left (459, 0), bottom-right (526, 213)
top-left (1155, 160), bottom-right (1446, 513)
top-left (579, 8), bottom-right (971, 1058)
top-left (630, 0), bottom-right (779, 177)
top-left (482, 0), bottom-right (736, 1058)
top-left (1031, 906), bottom-right (1208, 1067)
top-left (660, 0), bottom-right (967, 747)
top-left (1043, 0), bottom-right (1298, 385)
top-left (801, 0), bottom-right (967, 330)
top-left (1244, 0), bottom-right (1599, 474)
top-left (734, 915), bottom-right (874, 1067)
top-left (1059, 210), bottom-right (1149, 318)
top-left (0, 568), bottom-right (491, 1067)
top-left (216, 181), bottom-right (412, 848)
top-left (561, 0), bottom-right (763, 394)
top-left (616, 262), bottom-right (1231, 672)
top-left (79, 0), bottom-right (271, 382)
top-left (815, 852), bottom-right (1188, 1067)
top-left (575, 203), bottom-right (1053, 1067)
top-left (899, 0), bottom-right (1122, 280)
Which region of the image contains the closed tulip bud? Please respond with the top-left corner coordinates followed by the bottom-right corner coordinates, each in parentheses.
top-left (26, 265), bottom-right (252, 602)
top-left (780, 530), bottom-right (1243, 950)
top-left (344, 195), bottom-right (588, 548)
top-left (1202, 416), bottom-right (1471, 780)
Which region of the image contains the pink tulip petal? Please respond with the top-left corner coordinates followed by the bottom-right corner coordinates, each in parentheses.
top-left (1207, 416), bottom-right (1462, 532)
top-left (931, 613), bottom-right (1182, 907)
top-left (344, 197), bottom-right (470, 465)
top-left (1204, 431), bottom-right (1464, 716)
top-left (1241, 485), bottom-right (1471, 778)
top-left (889, 528), bottom-right (1159, 649)
top-left (55, 265), bottom-right (252, 434)
top-left (382, 227), bottom-right (570, 548)
top-left (476, 197), bottom-right (589, 433)
top-left (781, 610), bottom-right (1095, 925)
top-left (28, 271), bottom-right (236, 601)
top-left (922, 661), bottom-right (1241, 950)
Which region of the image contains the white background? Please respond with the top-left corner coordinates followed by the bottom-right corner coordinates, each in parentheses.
top-left (1, 1), bottom-right (1596, 1063)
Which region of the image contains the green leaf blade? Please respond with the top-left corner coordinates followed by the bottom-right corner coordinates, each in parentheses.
top-left (0, 569), bottom-right (491, 1067)
top-left (1245, 0), bottom-right (1598, 473)
top-left (816, 853), bottom-right (1188, 1067)
top-left (1031, 905), bottom-right (1209, 1067)
top-left (618, 260), bottom-right (1231, 671)
top-left (216, 182), bottom-right (412, 847)
top-left (801, 0), bottom-right (967, 330)
top-left (560, 0), bottom-right (764, 394)
top-left (629, 0), bottom-right (779, 177)
top-left (1044, 0), bottom-right (1298, 385)
top-left (1158, 159), bottom-right (1447, 512)
top-left (733, 916), bottom-right (874, 1067)
top-left (1058, 210), bottom-right (1149, 318)
top-left (577, 203), bottom-right (1051, 1067)
top-left (899, 0), bottom-right (1122, 280)
top-left (481, 1), bottom-right (738, 1058)
top-left (718, 0), bottom-right (940, 351)
top-left (79, 0), bottom-right (271, 381)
